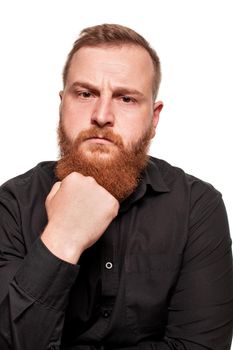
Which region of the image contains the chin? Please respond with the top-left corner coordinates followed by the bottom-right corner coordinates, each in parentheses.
top-left (80, 149), bottom-right (114, 163)
top-left (82, 144), bottom-right (118, 156)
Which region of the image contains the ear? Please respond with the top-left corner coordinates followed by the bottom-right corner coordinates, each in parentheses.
top-left (59, 90), bottom-right (63, 101)
top-left (151, 101), bottom-right (163, 138)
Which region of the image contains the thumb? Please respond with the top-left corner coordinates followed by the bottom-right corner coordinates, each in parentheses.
top-left (47, 181), bottom-right (61, 202)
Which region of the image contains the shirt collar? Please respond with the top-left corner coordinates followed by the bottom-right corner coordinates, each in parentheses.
top-left (119, 157), bottom-right (170, 213)
top-left (143, 157), bottom-right (170, 193)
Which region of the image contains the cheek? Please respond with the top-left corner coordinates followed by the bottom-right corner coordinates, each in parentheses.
top-left (60, 101), bottom-right (91, 139)
top-left (118, 116), bottom-right (152, 145)
top-left (117, 123), bottom-right (142, 148)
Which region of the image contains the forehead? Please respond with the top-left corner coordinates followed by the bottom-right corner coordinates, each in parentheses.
top-left (67, 45), bottom-right (155, 91)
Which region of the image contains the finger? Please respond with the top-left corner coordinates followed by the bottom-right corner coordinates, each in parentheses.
top-left (47, 182), bottom-right (61, 201)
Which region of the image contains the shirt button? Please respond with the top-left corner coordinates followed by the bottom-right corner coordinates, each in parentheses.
top-left (105, 262), bottom-right (113, 269)
top-left (102, 310), bottom-right (111, 318)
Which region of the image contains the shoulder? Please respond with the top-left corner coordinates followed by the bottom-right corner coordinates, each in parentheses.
top-left (0, 161), bottom-right (57, 203)
top-left (149, 156), bottom-right (222, 215)
top-left (150, 156), bottom-right (221, 194)
top-left (149, 157), bottom-right (230, 249)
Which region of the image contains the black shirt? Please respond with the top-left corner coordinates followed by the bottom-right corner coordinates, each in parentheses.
top-left (0, 158), bottom-right (232, 350)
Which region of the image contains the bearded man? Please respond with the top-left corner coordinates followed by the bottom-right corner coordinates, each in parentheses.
top-left (0, 24), bottom-right (232, 350)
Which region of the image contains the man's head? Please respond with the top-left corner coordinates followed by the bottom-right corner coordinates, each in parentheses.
top-left (56, 24), bottom-right (163, 201)
top-left (62, 23), bottom-right (161, 99)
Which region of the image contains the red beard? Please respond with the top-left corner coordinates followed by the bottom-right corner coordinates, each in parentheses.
top-left (56, 121), bottom-right (153, 202)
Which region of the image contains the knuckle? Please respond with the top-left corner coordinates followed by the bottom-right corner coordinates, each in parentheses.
top-left (45, 195), bottom-right (50, 209)
top-left (85, 176), bottom-right (96, 184)
top-left (111, 198), bottom-right (119, 216)
top-left (65, 172), bottom-right (82, 184)
top-left (67, 171), bottom-right (79, 180)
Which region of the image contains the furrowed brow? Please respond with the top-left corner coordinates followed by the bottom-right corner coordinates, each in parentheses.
top-left (70, 81), bottom-right (100, 95)
top-left (112, 87), bottom-right (145, 98)
top-left (70, 81), bottom-right (145, 99)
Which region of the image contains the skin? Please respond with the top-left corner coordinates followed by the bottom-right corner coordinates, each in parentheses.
top-left (41, 45), bottom-right (163, 264)
top-left (60, 45), bottom-right (162, 151)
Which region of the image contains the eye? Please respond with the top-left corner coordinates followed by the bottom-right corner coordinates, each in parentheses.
top-left (78, 91), bottom-right (93, 98)
top-left (121, 96), bottom-right (136, 103)
top-left (72, 89), bottom-right (95, 100)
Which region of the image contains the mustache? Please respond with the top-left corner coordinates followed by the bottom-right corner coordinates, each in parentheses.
top-left (72, 126), bottom-right (124, 147)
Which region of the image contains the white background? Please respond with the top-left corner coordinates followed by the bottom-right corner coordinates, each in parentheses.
top-left (0, 0), bottom-right (232, 346)
top-left (0, 1), bottom-right (232, 227)
top-left (1, 1), bottom-right (232, 229)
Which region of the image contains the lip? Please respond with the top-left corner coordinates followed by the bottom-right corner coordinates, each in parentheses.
top-left (85, 137), bottom-right (113, 145)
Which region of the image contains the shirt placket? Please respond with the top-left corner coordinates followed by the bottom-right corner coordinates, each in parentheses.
top-left (100, 221), bottom-right (119, 321)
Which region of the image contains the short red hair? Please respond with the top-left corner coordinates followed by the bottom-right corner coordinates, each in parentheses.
top-left (62, 23), bottom-right (161, 99)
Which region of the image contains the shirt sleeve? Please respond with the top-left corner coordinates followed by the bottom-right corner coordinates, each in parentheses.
top-left (116, 186), bottom-right (233, 349)
top-left (0, 188), bottom-right (79, 350)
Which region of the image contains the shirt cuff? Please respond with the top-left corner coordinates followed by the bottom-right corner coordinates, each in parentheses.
top-left (14, 237), bottom-right (79, 310)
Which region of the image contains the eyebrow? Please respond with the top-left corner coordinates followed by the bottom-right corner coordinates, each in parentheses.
top-left (70, 81), bottom-right (145, 98)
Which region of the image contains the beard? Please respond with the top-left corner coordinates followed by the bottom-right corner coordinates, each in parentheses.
top-left (55, 120), bottom-right (153, 202)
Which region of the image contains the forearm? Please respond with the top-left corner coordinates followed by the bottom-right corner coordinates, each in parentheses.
top-left (112, 339), bottom-right (193, 350)
top-left (109, 334), bottom-right (232, 350)
top-left (0, 289), bottom-right (65, 350)
top-left (64, 337), bottom-right (219, 350)
top-left (0, 238), bottom-right (79, 350)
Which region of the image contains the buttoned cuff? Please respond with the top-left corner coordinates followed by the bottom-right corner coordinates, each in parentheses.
top-left (14, 238), bottom-right (79, 310)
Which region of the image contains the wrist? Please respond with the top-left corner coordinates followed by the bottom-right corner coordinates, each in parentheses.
top-left (41, 224), bottom-right (84, 264)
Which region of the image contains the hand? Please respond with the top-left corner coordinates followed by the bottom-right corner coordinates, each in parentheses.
top-left (41, 172), bottom-right (119, 264)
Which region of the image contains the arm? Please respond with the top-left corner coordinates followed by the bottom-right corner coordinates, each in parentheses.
top-left (0, 172), bottom-right (119, 350)
top-left (0, 238), bottom-right (79, 350)
top-left (0, 187), bottom-right (79, 350)
top-left (161, 193), bottom-right (233, 349)
top-left (116, 188), bottom-right (233, 349)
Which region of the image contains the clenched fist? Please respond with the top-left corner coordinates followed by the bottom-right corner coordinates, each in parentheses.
top-left (41, 172), bottom-right (119, 264)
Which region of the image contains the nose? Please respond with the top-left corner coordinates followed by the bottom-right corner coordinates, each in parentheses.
top-left (91, 96), bottom-right (114, 127)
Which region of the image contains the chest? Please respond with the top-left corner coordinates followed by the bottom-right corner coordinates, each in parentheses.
top-left (64, 196), bottom-right (188, 339)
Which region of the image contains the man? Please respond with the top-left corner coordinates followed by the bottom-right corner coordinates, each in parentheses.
top-left (0, 24), bottom-right (232, 350)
